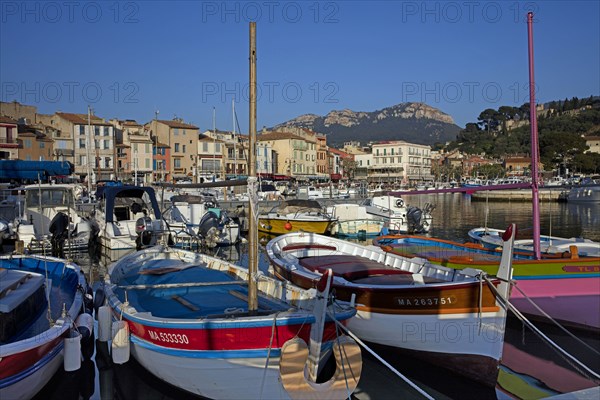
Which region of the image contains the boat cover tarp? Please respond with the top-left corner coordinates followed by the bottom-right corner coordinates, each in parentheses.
top-left (0, 160), bottom-right (73, 181)
top-left (275, 199), bottom-right (323, 214)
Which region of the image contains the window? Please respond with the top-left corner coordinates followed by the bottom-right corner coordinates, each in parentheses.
top-left (215, 143), bottom-right (221, 152)
top-left (203, 142), bottom-right (208, 152)
top-left (79, 125), bottom-right (85, 135)
top-left (145, 159), bottom-right (150, 169)
top-left (24, 139), bottom-right (32, 148)
top-left (175, 143), bottom-right (180, 152)
top-left (376, 149), bottom-right (380, 156)
top-left (391, 148), bottom-right (394, 155)
top-left (95, 140), bottom-right (99, 149)
top-left (174, 128), bottom-right (179, 136)
top-left (182, 145), bottom-right (186, 153)
top-left (80, 155), bottom-right (86, 165)
top-left (182, 129), bottom-right (186, 136)
top-left (105, 157), bottom-right (110, 168)
top-left (146, 144), bottom-right (150, 153)
top-left (104, 140), bottom-right (110, 149)
top-left (94, 126), bottom-right (100, 136)
top-left (39, 142), bottom-right (45, 149)
top-left (174, 159), bottom-right (181, 168)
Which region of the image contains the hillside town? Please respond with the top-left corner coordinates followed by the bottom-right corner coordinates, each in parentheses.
top-left (4, 100), bottom-right (597, 187)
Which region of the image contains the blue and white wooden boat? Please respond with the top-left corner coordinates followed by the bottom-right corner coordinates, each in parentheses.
top-left (100, 245), bottom-right (362, 399)
top-left (0, 255), bottom-right (87, 400)
top-left (468, 227), bottom-right (600, 257)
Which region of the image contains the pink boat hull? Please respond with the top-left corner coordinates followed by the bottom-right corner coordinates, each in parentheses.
top-left (510, 277), bottom-right (600, 330)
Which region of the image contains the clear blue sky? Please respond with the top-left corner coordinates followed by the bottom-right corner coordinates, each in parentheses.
top-left (1, 1), bottom-right (598, 132)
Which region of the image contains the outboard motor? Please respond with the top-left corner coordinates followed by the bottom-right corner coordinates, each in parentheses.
top-left (87, 217), bottom-right (101, 263)
top-left (135, 216), bottom-right (154, 250)
top-left (406, 206), bottom-right (424, 234)
top-left (198, 211), bottom-right (221, 248)
top-left (49, 212), bottom-right (69, 258)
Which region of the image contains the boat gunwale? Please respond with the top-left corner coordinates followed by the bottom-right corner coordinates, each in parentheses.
top-left (0, 255), bottom-right (85, 357)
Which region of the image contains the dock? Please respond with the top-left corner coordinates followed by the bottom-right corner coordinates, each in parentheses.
top-left (471, 188), bottom-right (565, 202)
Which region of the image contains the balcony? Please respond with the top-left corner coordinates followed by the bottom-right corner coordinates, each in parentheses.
top-left (54, 149), bottom-right (74, 156)
top-left (0, 138), bottom-right (19, 147)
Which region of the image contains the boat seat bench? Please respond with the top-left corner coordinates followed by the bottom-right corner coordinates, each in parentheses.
top-left (298, 255), bottom-right (411, 280)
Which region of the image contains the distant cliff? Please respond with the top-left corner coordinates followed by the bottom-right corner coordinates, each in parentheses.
top-left (273, 102), bottom-right (461, 146)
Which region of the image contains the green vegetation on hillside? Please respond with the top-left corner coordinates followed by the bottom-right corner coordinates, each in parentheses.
top-left (449, 96), bottom-right (600, 173)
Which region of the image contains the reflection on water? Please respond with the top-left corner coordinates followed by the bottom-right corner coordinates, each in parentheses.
top-left (31, 194), bottom-right (599, 399)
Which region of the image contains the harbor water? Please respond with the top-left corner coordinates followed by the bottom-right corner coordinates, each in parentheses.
top-left (33, 193), bottom-right (599, 400)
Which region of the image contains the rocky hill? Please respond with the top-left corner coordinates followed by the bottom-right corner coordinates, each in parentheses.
top-left (273, 102), bottom-right (461, 146)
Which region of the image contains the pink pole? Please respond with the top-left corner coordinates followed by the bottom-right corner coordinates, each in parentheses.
top-left (527, 12), bottom-right (541, 260)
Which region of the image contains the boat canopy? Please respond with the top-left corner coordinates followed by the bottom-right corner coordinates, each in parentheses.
top-left (101, 186), bottom-right (161, 222)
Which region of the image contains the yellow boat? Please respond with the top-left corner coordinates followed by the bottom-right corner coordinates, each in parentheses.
top-left (258, 199), bottom-right (336, 235)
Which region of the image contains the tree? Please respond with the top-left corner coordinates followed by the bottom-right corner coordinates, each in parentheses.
top-left (477, 109), bottom-right (503, 132)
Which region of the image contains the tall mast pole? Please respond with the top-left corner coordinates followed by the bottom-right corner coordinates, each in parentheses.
top-left (233, 98), bottom-right (237, 178)
top-left (213, 107), bottom-right (216, 181)
top-left (248, 22), bottom-right (258, 312)
top-left (527, 12), bottom-right (541, 259)
top-left (86, 106), bottom-right (92, 194)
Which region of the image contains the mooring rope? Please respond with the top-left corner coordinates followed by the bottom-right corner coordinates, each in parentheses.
top-left (484, 276), bottom-right (600, 382)
top-left (328, 313), bottom-right (435, 400)
top-left (330, 305), bottom-right (357, 400)
top-left (259, 311), bottom-right (279, 399)
top-left (510, 281), bottom-right (600, 356)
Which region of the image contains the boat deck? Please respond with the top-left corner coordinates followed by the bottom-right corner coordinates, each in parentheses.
top-left (298, 255), bottom-right (444, 285)
top-left (115, 262), bottom-right (288, 319)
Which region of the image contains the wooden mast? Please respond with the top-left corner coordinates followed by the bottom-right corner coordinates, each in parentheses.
top-left (527, 12), bottom-right (541, 259)
top-left (248, 22), bottom-right (258, 312)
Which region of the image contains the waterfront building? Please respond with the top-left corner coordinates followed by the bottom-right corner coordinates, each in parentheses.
top-left (370, 140), bottom-right (433, 185)
top-left (0, 116), bottom-right (19, 160)
top-left (145, 119), bottom-right (199, 181)
top-left (111, 119), bottom-right (153, 184)
top-left (16, 123), bottom-right (54, 162)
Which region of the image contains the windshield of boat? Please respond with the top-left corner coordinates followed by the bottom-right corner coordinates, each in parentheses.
top-left (26, 188), bottom-right (69, 207)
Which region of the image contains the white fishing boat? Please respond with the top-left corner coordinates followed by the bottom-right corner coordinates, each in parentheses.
top-left (89, 185), bottom-right (165, 264)
top-left (349, 195), bottom-right (434, 234)
top-left (15, 183), bottom-right (92, 256)
top-left (163, 194), bottom-right (240, 248)
top-left (266, 226), bottom-right (516, 387)
top-left (468, 227), bottom-right (600, 257)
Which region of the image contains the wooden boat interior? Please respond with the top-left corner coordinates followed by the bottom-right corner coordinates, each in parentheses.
top-left (109, 247), bottom-right (327, 320)
top-left (0, 258), bottom-right (79, 343)
top-left (376, 236), bottom-right (568, 263)
top-left (275, 240), bottom-right (484, 286)
top-left (113, 259), bottom-right (289, 319)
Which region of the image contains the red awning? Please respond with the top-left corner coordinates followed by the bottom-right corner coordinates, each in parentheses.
top-left (330, 173), bottom-right (342, 180)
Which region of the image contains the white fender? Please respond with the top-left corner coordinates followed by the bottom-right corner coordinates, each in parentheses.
top-left (111, 320), bottom-right (130, 364)
top-left (64, 331), bottom-right (82, 372)
top-left (97, 306), bottom-right (111, 342)
top-left (75, 313), bottom-right (94, 341)
top-left (279, 335), bottom-right (362, 400)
